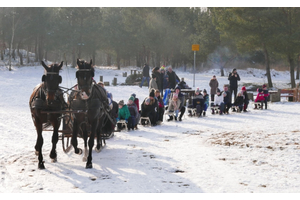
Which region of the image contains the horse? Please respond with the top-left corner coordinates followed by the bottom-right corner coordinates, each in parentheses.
top-left (68, 59), bottom-right (109, 169)
top-left (29, 61), bottom-right (65, 169)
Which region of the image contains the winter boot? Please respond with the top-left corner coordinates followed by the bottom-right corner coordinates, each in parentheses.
top-left (203, 111), bottom-right (206, 117)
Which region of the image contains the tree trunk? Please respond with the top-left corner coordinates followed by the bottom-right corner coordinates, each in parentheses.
top-left (263, 43), bottom-right (273, 87)
top-left (116, 52), bottom-right (120, 70)
top-left (220, 66), bottom-right (225, 76)
top-left (107, 53), bottom-right (111, 66)
top-left (296, 54), bottom-right (300, 80)
top-left (288, 55), bottom-right (296, 88)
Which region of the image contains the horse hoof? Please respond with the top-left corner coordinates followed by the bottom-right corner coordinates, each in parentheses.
top-left (75, 148), bottom-right (83, 155)
top-left (86, 163), bottom-right (93, 169)
top-left (95, 146), bottom-right (102, 153)
top-left (38, 162), bottom-right (45, 169)
top-left (82, 157), bottom-right (87, 162)
top-left (51, 157), bottom-right (57, 163)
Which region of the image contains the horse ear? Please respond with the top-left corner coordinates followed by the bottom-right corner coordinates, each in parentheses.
top-left (42, 75), bottom-right (46, 82)
top-left (58, 76), bottom-right (62, 83)
top-left (41, 61), bottom-right (48, 71)
top-left (59, 61), bottom-right (63, 69)
top-left (90, 59), bottom-right (92, 66)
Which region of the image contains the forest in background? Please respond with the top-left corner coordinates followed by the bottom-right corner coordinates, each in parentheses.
top-left (1, 7), bottom-right (300, 88)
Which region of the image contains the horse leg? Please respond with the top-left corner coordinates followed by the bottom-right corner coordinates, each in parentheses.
top-left (82, 124), bottom-right (88, 162)
top-left (34, 122), bottom-right (45, 169)
top-left (95, 121), bottom-right (103, 153)
top-left (50, 118), bottom-right (60, 162)
top-left (71, 119), bottom-right (82, 155)
top-left (86, 121), bottom-right (97, 169)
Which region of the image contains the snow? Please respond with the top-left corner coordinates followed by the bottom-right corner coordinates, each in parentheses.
top-left (0, 64), bottom-right (300, 194)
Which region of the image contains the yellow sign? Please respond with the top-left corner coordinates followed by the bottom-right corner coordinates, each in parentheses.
top-left (192, 44), bottom-right (200, 51)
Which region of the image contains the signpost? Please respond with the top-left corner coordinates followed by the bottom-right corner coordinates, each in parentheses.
top-left (192, 44), bottom-right (199, 87)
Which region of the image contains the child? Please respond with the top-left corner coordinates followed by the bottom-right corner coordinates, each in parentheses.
top-left (203, 89), bottom-right (209, 116)
top-left (189, 88), bottom-right (204, 117)
top-left (262, 84), bottom-right (269, 109)
top-left (213, 88), bottom-right (225, 115)
top-left (167, 92), bottom-right (181, 121)
top-left (131, 93), bottom-right (140, 112)
top-left (117, 100), bottom-right (131, 130)
top-left (254, 88), bottom-right (266, 109)
top-left (127, 96), bottom-right (139, 131)
top-left (241, 86), bottom-right (249, 112)
top-left (155, 90), bottom-right (165, 124)
top-left (233, 92), bottom-right (244, 112)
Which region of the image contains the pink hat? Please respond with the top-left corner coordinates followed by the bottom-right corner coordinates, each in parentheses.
top-left (241, 86), bottom-right (246, 91)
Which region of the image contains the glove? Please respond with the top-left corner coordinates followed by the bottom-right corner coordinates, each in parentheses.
top-left (116, 118), bottom-right (120, 122)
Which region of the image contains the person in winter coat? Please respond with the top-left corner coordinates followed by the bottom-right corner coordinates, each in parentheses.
top-left (117, 100), bottom-right (131, 130)
top-left (131, 93), bottom-right (140, 112)
top-left (228, 68), bottom-right (241, 101)
top-left (160, 66), bottom-right (166, 96)
top-left (141, 90), bottom-right (158, 126)
top-left (149, 74), bottom-right (158, 93)
top-left (233, 92), bottom-right (244, 112)
top-left (241, 86), bottom-right (249, 112)
top-left (223, 85), bottom-right (232, 114)
top-left (262, 84), bottom-right (269, 109)
top-left (189, 88), bottom-right (204, 117)
top-left (127, 96), bottom-right (139, 131)
top-left (255, 88), bottom-right (268, 109)
top-left (167, 67), bottom-right (180, 89)
top-left (140, 63), bottom-right (150, 88)
top-left (203, 89), bottom-right (209, 116)
top-left (209, 75), bottom-right (219, 102)
top-left (152, 67), bottom-right (162, 93)
top-left (155, 89), bottom-right (165, 124)
top-left (167, 92), bottom-right (181, 121)
top-left (213, 88), bottom-right (225, 115)
top-left (171, 86), bottom-right (185, 121)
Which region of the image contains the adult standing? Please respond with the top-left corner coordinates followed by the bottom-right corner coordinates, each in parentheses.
top-left (140, 63), bottom-right (150, 88)
top-left (209, 75), bottom-right (219, 102)
top-left (149, 74), bottom-right (158, 93)
top-left (167, 67), bottom-right (180, 89)
top-left (228, 68), bottom-right (240, 101)
top-left (152, 67), bottom-right (162, 93)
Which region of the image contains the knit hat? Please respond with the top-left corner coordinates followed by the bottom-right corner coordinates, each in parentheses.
top-left (131, 93), bottom-right (136, 98)
top-left (118, 100), bottom-right (124, 106)
top-left (262, 84), bottom-right (267, 88)
top-left (149, 90), bottom-right (155, 97)
top-left (203, 89), bottom-right (207, 93)
top-left (232, 68), bottom-right (237, 72)
top-left (258, 88), bottom-right (263, 93)
top-left (241, 86), bottom-right (246, 91)
top-left (195, 87), bottom-right (201, 94)
top-left (160, 66), bottom-right (165, 70)
top-left (145, 97), bottom-right (151, 104)
top-left (216, 88), bottom-right (221, 93)
top-left (129, 96), bottom-right (135, 101)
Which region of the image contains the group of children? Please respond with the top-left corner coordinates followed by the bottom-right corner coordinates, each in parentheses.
top-left (115, 83), bottom-right (270, 131)
top-left (254, 84), bottom-right (270, 109)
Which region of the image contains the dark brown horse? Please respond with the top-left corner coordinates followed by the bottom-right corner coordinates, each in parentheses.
top-left (68, 59), bottom-right (109, 168)
top-left (29, 61), bottom-right (65, 169)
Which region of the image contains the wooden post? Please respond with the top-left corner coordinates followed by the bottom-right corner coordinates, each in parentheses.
top-left (100, 76), bottom-right (103, 82)
top-left (113, 77), bottom-right (117, 86)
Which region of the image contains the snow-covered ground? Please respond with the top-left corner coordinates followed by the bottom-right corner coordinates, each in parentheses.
top-left (0, 63), bottom-right (300, 193)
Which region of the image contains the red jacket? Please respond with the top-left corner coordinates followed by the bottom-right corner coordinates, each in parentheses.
top-left (255, 92), bottom-right (267, 102)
